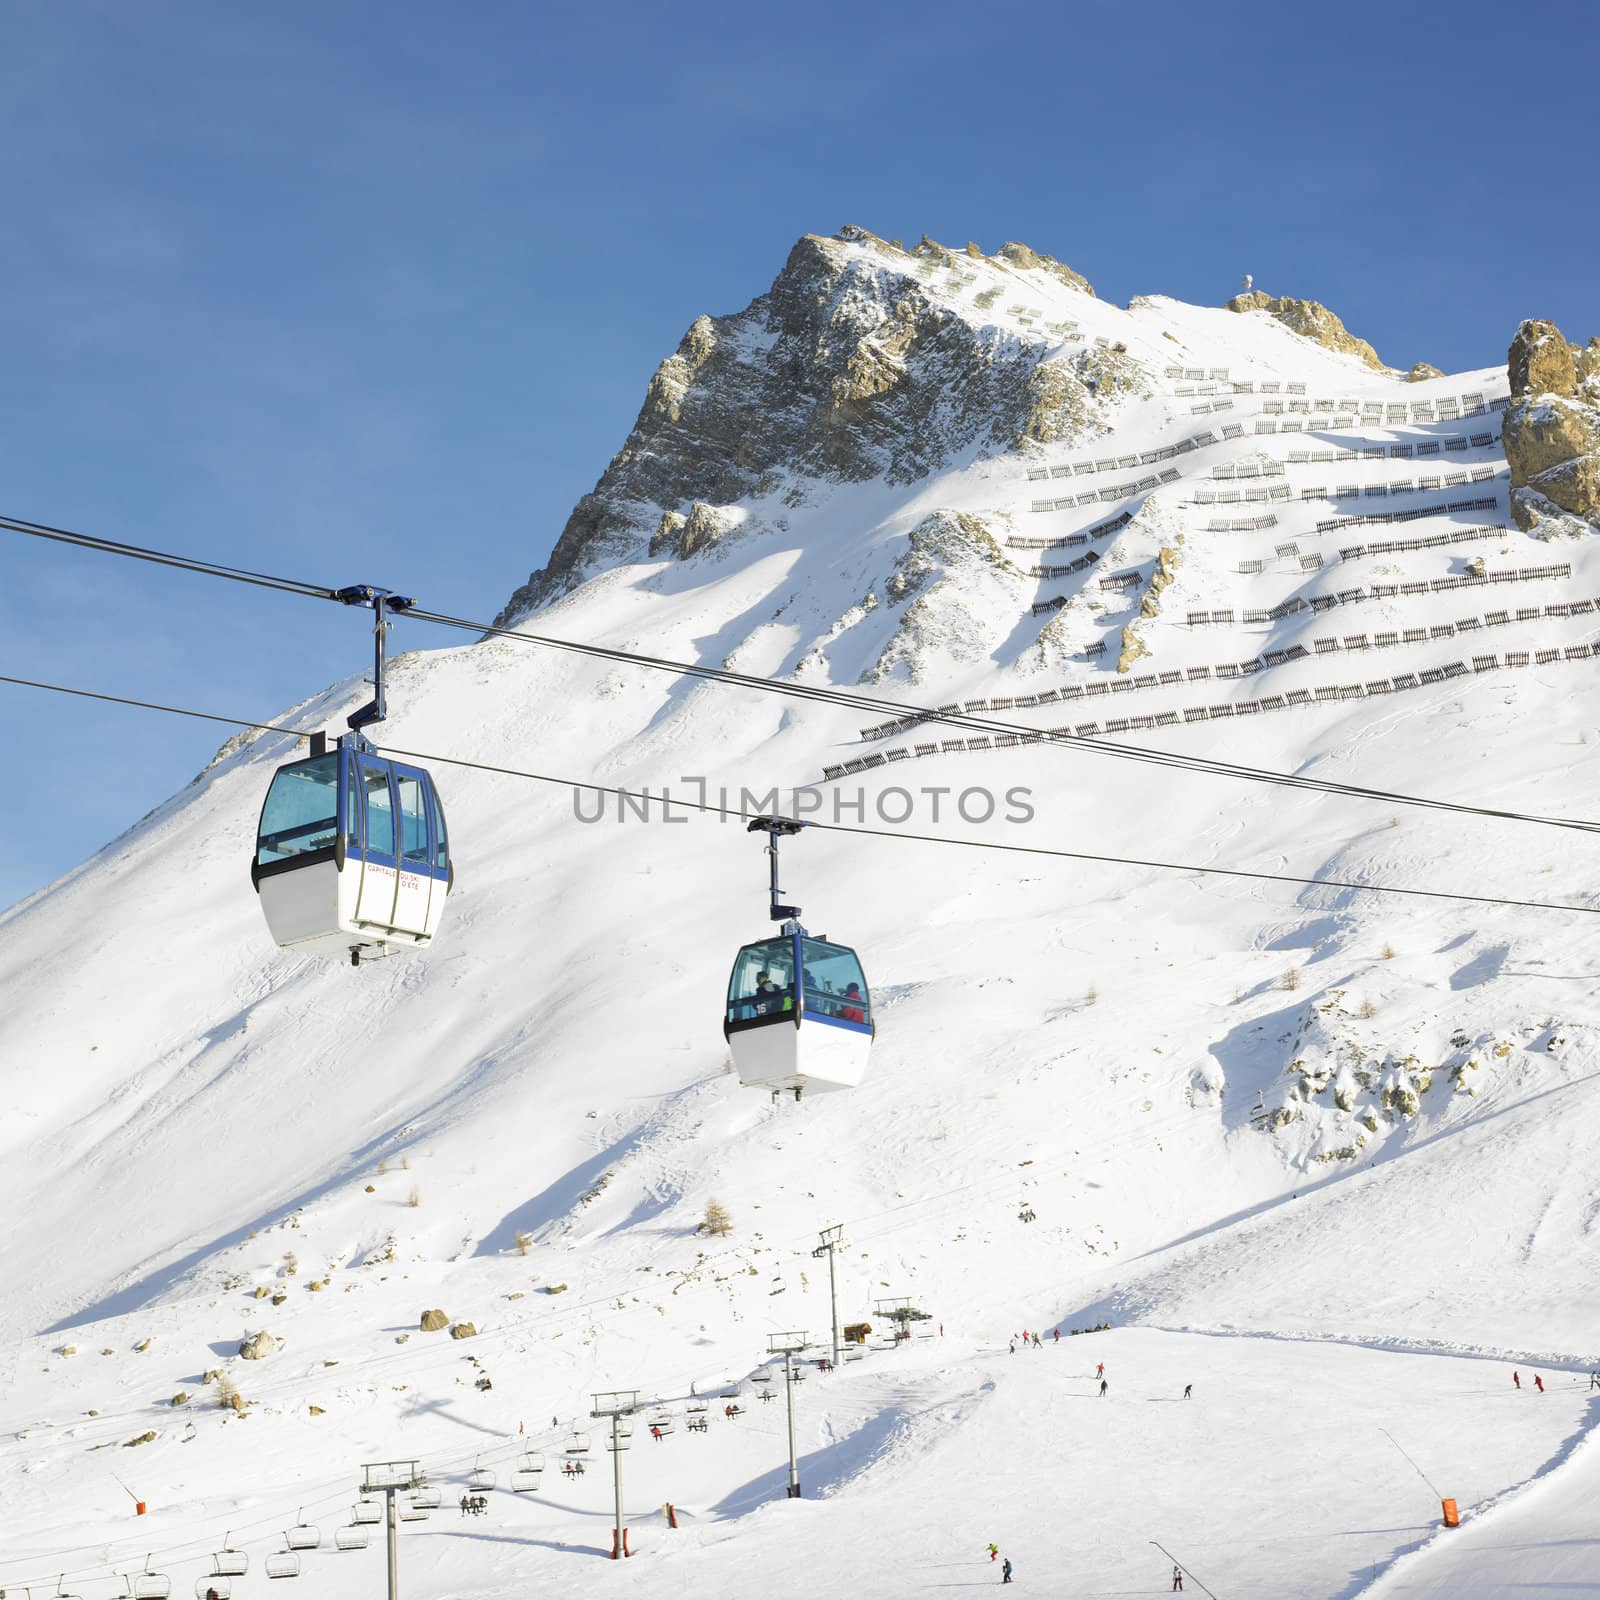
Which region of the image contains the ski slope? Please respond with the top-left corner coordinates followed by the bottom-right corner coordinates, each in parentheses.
top-left (2, 233), bottom-right (1598, 1598)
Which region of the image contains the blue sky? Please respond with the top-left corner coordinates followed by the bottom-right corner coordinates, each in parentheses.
top-left (3, 0), bottom-right (1597, 909)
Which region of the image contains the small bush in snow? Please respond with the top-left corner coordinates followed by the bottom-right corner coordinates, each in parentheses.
top-left (1280, 968), bottom-right (1300, 991)
top-left (407, 1187), bottom-right (421, 1208)
top-left (700, 1197), bottom-right (734, 1236)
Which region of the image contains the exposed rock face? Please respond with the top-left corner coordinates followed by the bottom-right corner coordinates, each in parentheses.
top-left (449, 1321), bottom-right (478, 1340)
top-left (419, 1308), bottom-right (449, 1332)
top-left (997, 240), bottom-right (1096, 297)
top-left (238, 1330), bottom-right (275, 1360)
top-left (1504, 318), bottom-right (1600, 532)
top-left (1224, 291), bottom-right (1387, 370)
top-left (868, 510), bottom-right (1020, 683)
top-left (495, 229), bottom-right (1113, 624)
top-left (1508, 319), bottom-right (1575, 398)
top-left (1407, 362), bottom-right (1444, 382)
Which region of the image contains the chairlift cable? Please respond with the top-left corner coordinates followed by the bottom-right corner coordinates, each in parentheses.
top-left (0, 670), bottom-right (1594, 920)
top-left (3, 510), bottom-right (1597, 837)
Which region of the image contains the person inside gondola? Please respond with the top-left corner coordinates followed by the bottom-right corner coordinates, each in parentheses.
top-left (841, 982), bottom-right (865, 1024)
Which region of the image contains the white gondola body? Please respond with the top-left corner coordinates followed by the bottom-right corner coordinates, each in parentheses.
top-left (727, 1014), bottom-right (870, 1094)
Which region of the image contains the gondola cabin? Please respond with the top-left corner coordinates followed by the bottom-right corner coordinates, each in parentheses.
top-left (723, 932), bottom-right (872, 1096)
top-left (252, 735), bottom-right (451, 963)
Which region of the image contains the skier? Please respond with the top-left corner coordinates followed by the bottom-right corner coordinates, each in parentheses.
top-left (1173, 1564), bottom-right (1185, 1591)
top-left (1184, 1383), bottom-right (1193, 1399)
top-left (1590, 1371), bottom-right (1599, 1390)
top-left (1032, 1333), bottom-right (1041, 1349)
top-left (1513, 1371), bottom-right (1520, 1389)
top-left (1099, 1378), bottom-right (1109, 1397)
top-left (1002, 1557), bottom-right (1014, 1584)
top-left (1053, 1329), bottom-right (1059, 1343)
top-left (1096, 1362), bottom-right (1105, 1379)
top-left (1535, 1375), bottom-right (1545, 1392)
top-left (1009, 1339), bottom-right (1016, 1355)
top-left (987, 1543), bottom-right (999, 1562)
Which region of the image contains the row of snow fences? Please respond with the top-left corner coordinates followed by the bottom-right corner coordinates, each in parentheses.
top-left (1207, 513), bottom-right (1282, 532)
top-left (1297, 471), bottom-right (1500, 501)
top-left (1022, 425), bottom-right (1246, 482)
top-left (822, 644), bottom-right (1599, 778)
top-left (1158, 366), bottom-right (1502, 415)
top-left (1030, 468), bottom-right (1180, 511)
top-left (1338, 522), bottom-right (1510, 562)
top-left (1006, 510), bottom-right (1134, 551)
top-left (1163, 366), bottom-right (1238, 381)
top-left (1251, 402), bottom-right (1504, 436)
top-left (1027, 550), bottom-right (1101, 579)
top-left (1210, 460), bottom-right (1289, 479)
top-left (1197, 476), bottom-right (1497, 508)
top-left (1286, 435), bottom-right (1497, 462)
top-left (1190, 484), bottom-right (1296, 506)
top-left (856, 598), bottom-right (1599, 742)
top-left (1315, 498), bottom-right (1502, 534)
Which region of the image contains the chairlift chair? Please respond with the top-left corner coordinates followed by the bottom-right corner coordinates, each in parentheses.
top-left (564, 1429), bottom-right (590, 1456)
top-left (686, 1398), bottom-right (709, 1413)
top-left (511, 1453), bottom-right (545, 1493)
top-left (351, 1498), bottom-right (382, 1526)
top-left (752, 1366), bottom-right (774, 1384)
top-left (57, 1577), bottom-right (85, 1600)
top-left (193, 1579), bottom-right (230, 1600)
top-left (133, 1560), bottom-right (171, 1600)
top-left (284, 1512), bottom-right (321, 1552)
top-left (409, 1486), bottom-right (441, 1510)
top-left (647, 1410), bottom-right (674, 1434)
top-left (723, 819), bottom-right (873, 1098)
top-left (466, 1460), bottom-right (497, 1492)
top-left (334, 1526), bottom-right (369, 1553)
top-left (263, 1552), bottom-right (300, 1582)
top-left (759, 1387), bottom-right (776, 1403)
top-left (211, 1540), bottom-right (248, 1579)
top-left (398, 1505), bottom-right (429, 1523)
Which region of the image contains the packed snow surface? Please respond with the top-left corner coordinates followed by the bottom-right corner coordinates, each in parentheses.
top-left (3, 241), bottom-right (1598, 1598)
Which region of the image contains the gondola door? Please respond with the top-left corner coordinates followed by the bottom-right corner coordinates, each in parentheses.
top-left (355, 758), bottom-right (401, 929)
top-left (389, 768), bottom-right (434, 935)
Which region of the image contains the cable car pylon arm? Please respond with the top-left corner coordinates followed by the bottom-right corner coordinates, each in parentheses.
top-left (335, 585), bottom-right (415, 734)
top-left (748, 814), bottom-right (804, 925)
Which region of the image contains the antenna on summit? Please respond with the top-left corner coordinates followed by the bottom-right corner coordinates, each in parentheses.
top-left (1241, 272), bottom-right (1253, 292)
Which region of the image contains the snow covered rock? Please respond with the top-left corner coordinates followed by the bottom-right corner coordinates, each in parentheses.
top-left (419, 1308), bottom-right (449, 1331)
top-left (1504, 318), bottom-right (1600, 530)
top-left (1224, 290), bottom-right (1387, 370)
top-left (238, 1329), bottom-right (275, 1360)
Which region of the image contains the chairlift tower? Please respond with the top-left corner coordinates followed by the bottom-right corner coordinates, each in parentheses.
top-left (359, 1459), bottom-right (424, 1600)
top-left (591, 1390), bottom-right (640, 1559)
top-left (767, 1332), bottom-right (809, 1498)
top-left (873, 1294), bottom-right (930, 1343)
top-left (812, 1224), bottom-right (846, 1369)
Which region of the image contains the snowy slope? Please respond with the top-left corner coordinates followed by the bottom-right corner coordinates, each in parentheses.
top-left (3, 232), bottom-right (1598, 1599)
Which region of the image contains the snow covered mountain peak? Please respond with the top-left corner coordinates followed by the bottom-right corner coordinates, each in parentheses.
top-left (4, 228), bottom-right (1600, 1600)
